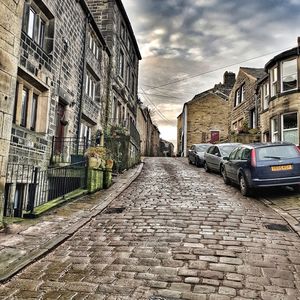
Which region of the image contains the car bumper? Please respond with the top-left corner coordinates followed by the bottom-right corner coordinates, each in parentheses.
top-left (251, 176), bottom-right (300, 188)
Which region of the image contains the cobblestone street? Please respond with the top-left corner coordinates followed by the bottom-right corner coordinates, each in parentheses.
top-left (1, 157), bottom-right (300, 299)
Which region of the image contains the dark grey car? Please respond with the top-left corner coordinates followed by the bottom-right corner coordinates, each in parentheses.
top-left (204, 143), bottom-right (240, 174)
top-left (188, 144), bottom-right (211, 167)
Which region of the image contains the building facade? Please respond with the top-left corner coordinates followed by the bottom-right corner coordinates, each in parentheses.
top-left (259, 41), bottom-right (300, 145)
top-left (86, 0), bottom-right (142, 164)
top-left (228, 67), bottom-right (266, 135)
top-left (2, 0), bottom-right (111, 218)
top-left (178, 72), bottom-right (235, 156)
top-left (0, 0), bottom-right (23, 222)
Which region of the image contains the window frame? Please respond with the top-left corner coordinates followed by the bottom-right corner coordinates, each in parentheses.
top-left (281, 112), bottom-right (299, 145)
top-left (270, 66), bottom-right (278, 97)
top-left (271, 117), bottom-right (279, 142)
top-left (281, 58), bottom-right (298, 93)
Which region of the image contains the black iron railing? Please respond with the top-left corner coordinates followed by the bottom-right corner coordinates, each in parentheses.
top-left (4, 162), bottom-right (87, 218)
top-left (51, 136), bottom-right (100, 165)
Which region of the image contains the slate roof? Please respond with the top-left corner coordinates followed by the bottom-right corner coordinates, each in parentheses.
top-left (241, 67), bottom-right (266, 80)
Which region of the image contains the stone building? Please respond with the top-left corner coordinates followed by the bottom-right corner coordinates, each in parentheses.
top-left (86, 0), bottom-right (142, 167)
top-left (151, 125), bottom-right (161, 157)
top-left (259, 39), bottom-right (300, 144)
top-left (160, 139), bottom-right (174, 157)
top-left (137, 101), bottom-right (151, 156)
top-left (228, 67), bottom-right (266, 135)
top-left (177, 112), bottom-right (183, 156)
top-left (1, 0), bottom-right (111, 217)
top-left (0, 0), bottom-right (23, 222)
top-left (178, 72), bottom-right (235, 157)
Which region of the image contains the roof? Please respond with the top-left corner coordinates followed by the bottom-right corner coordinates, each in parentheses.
top-left (265, 46), bottom-right (299, 70)
top-left (79, 0), bottom-right (111, 56)
top-left (116, 0), bottom-right (142, 60)
top-left (241, 67), bottom-right (266, 80)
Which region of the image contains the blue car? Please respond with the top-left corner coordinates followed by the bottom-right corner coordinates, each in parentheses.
top-left (221, 142), bottom-right (300, 196)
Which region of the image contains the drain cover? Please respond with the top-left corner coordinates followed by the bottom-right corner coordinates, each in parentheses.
top-left (104, 207), bottom-right (125, 214)
top-left (264, 223), bottom-right (293, 232)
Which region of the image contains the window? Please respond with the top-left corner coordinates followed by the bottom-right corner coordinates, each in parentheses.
top-left (22, 2), bottom-right (54, 53)
top-left (119, 50), bottom-right (125, 78)
top-left (282, 112), bottom-right (298, 145)
top-left (234, 89), bottom-right (240, 107)
top-left (270, 67), bottom-right (278, 97)
top-left (234, 84), bottom-right (245, 107)
top-left (241, 148), bottom-right (251, 160)
top-left (88, 30), bottom-right (100, 60)
top-left (23, 6), bottom-right (45, 48)
top-left (229, 147), bottom-right (239, 160)
top-left (249, 108), bottom-right (256, 129)
top-left (13, 80), bottom-right (45, 132)
top-left (271, 117), bottom-right (279, 142)
top-left (235, 148), bottom-right (243, 160)
top-left (85, 72), bottom-right (98, 101)
top-left (126, 64), bottom-right (130, 87)
top-left (31, 94), bottom-right (38, 130)
top-left (281, 59), bottom-right (297, 92)
top-left (20, 88), bottom-right (29, 127)
top-left (241, 84), bottom-right (245, 103)
top-left (261, 82), bottom-right (269, 110)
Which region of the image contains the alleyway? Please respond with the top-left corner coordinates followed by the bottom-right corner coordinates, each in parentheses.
top-left (1, 157), bottom-right (300, 299)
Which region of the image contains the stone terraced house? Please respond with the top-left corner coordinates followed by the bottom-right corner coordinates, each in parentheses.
top-left (86, 0), bottom-right (142, 169)
top-left (228, 67), bottom-right (266, 138)
top-left (177, 71), bottom-right (235, 157)
top-left (1, 0), bottom-right (112, 218)
top-left (259, 39), bottom-right (300, 145)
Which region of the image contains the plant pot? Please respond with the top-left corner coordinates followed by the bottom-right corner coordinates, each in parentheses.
top-left (88, 157), bottom-right (100, 169)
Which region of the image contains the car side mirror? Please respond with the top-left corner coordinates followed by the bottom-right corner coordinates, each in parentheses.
top-left (223, 156), bottom-right (229, 161)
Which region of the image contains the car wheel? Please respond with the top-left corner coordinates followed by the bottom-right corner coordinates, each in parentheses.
top-left (195, 158), bottom-right (201, 167)
top-left (293, 184), bottom-right (300, 193)
top-left (204, 162), bottom-right (210, 173)
top-left (221, 166), bottom-right (230, 185)
top-left (239, 174), bottom-right (252, 196)
top-left (188, 158), bottom-right (192, 164)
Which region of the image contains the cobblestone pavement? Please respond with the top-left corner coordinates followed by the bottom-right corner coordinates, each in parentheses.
top-left (1, 157), bottom-right (300, 300)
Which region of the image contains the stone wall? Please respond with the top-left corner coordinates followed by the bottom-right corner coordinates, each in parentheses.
top-left (177, 113), bottom-right (182, 155)
top-left (186, 93), bottom-right (229, 150)
top-left (228, 69), bottom-right (259, 132)
top-left (0, 0), bottom-right (23, 221)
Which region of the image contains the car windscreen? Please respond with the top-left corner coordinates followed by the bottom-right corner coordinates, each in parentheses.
top-left (257, 145), bottom-right (300, 160)
top-left (195, 145), bottom-right (210, 152)
top-left (219, 145), bottom-right (238, 156)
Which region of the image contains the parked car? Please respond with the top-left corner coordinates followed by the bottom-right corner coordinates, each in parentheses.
top-left (221, 142), bottom-right (300, 196)
top-left (204, 143), bottom-right (240, 174)
top-left (188, 144), bottom-right (211, 167)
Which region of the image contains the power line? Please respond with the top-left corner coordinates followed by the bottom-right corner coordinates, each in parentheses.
top-left (140, 86), bottom-right (170, 122)
top-left (138, 92), bottom-right (181, 99)
top-left (145, 46), bottom-right (294, 91)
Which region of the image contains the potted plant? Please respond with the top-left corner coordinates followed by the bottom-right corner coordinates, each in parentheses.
top-left (84, 146), bottom-right (106, 168)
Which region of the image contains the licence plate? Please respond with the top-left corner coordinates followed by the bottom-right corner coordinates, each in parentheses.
top-left (271, 165), bottom-right (293, 171)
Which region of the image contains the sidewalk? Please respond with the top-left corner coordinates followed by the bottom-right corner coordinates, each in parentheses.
top-left (0, 162), bottom-right (144, 282)
top-left (259, 187), bottom-right (300, 236)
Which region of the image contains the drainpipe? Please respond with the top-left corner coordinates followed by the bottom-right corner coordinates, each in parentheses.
top-left (77, 15), bottom-right (89, 149)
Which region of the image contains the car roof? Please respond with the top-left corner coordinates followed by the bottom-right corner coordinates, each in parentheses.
top-left (193, 143), bottom-right (212, 146)
top-left (241, 142), bottom-right (295, 149)
top-left (213, 143), bottom-right (241, 147)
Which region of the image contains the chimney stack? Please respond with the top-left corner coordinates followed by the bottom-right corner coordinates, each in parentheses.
top-left (223, 71), bottom-right (236, 88)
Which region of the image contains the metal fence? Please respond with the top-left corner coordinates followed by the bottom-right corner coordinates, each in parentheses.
top-left (50, 136), bottom-right (100, 164)
top-left (4, 162), bottom-right (87, 218)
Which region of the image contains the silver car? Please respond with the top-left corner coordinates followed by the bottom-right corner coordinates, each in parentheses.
top-left (204, 143), bottom-right (240, 174)
top-left (188, 144), bottom-right (212, 167)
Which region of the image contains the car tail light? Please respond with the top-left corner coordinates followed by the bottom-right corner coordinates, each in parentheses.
top-left (295, 145), bottom-right (300, 155)
top-left (251, 149), bottom-right (256, 167)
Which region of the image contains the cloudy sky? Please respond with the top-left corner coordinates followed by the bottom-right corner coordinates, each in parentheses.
top-left (122, 0), bottom-right (300, 147)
